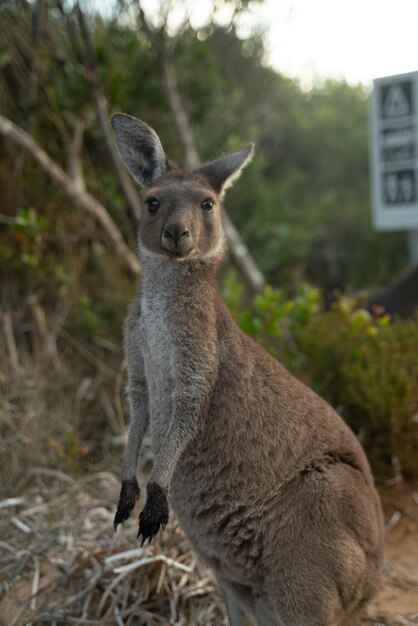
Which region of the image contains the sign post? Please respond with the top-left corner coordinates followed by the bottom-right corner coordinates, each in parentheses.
top-left (369, 71), bottom-right (418, 263)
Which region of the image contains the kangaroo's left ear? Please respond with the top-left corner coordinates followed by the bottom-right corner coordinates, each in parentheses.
top-left (111, 113), bottom-right (169, 187)
top-left (195, 144), bottom-right (255, 194)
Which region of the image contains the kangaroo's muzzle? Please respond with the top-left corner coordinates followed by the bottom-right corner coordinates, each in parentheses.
top-left (161, 223), bottom-right (194, 256)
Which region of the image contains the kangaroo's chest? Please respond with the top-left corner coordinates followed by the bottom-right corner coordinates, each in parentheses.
top-left (140, 292), bottom-right (176, 449)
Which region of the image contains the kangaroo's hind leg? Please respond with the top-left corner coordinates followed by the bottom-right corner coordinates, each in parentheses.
top-left (223, 589), bottom-right (247, 626)
top-left (251, 597), bottom-right (284, 626)
top-left (263, 463), bottom-right (383, 626)
top-left (219, 577), bottom-right (282, 626)
top-left (217, 578), bottom-right (247, 626)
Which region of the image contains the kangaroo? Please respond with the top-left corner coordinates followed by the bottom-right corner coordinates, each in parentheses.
top-left (111, 113), bottom-right (384, 626)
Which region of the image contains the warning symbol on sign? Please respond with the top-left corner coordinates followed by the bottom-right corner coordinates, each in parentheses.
top-left (380, 81), bottom-right (413, 119)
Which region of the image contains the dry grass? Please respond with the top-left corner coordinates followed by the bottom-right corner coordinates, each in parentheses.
top-left (0, 302), bottom-right (126, 495)
top-left (0, 470), bottom-right (227, 626)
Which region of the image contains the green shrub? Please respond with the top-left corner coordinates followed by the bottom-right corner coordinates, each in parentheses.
top-left (294, 297), bottom-right (418, 477)
top-left (225, 281), bottom-right (418, 479)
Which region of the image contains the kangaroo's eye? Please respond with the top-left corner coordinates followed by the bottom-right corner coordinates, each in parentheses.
top-left (145, 197), bottom-right (160, 212)
top-left (201, 198), bottom-right (214, 212)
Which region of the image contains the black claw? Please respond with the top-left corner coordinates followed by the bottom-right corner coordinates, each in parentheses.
top-left (113, 477), bottom-right (140, 532)
top-left (137, 482), bottom-right (169, 545)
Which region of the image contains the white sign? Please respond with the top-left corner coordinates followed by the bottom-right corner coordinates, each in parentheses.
top-left (369, 71), bottom-right (418, 230)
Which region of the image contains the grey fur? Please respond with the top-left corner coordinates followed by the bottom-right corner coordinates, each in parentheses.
top-left (113, 116), bottom-right (384, 626)
top-left (195, 143), bottom-right (255, 193)
top-left (111, 113), bottom-right (168, 187)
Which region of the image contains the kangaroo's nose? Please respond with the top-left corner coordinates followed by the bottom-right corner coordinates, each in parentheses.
top-left (163, 224), bottom-right (190, 245)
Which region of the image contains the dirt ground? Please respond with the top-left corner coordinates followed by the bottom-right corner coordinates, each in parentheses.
top-left (364, 484), bottom-right (418, 623)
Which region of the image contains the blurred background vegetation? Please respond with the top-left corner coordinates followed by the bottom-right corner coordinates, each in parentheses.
top-left (0, 0), bottom-right (417, 496)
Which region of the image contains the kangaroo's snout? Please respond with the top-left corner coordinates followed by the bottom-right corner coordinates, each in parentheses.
top-left (163, 224), bottom-right (190, 244)
top-left (161, 223), bottom-right (192, 255)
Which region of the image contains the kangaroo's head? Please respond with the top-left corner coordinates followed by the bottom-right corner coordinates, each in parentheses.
top-left (111, 113), bottom-right (254, 262)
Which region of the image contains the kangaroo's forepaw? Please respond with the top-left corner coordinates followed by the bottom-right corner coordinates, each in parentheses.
top-left (137, 482), bottom-right (169, 546)
top-left (113, 477), bottom-right (141, 531)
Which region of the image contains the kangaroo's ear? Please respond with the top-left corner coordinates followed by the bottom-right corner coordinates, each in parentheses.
top-left (195, 144), bottom-right (255, 194)
top-left (111, 113), bottom-right (169, 187)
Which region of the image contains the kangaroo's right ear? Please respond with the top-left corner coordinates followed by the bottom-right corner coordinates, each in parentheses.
top-left (111, 113), bottom-right (169, 187)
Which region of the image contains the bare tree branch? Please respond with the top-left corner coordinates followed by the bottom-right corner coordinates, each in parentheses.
top-left (161, 58), bottom-right (200, 171)
top-left (67, 117), bottom-right (86, 192)
top-left (2, 312), bottom-right (20, 373)
top-left (0, 114), bottom-right (140, 276)
top-left (11, 0), bottom-right (46, 211)
top-left (76, 4), bottom-right (142, 220)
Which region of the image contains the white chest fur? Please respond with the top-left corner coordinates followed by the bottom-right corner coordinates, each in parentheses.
top-left (139, 262), bottom-right (179, 450)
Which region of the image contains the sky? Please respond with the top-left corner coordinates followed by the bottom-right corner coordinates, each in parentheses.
top-left (98, 0), bottom-right (418, 90)
top-left (245, 0), bottom-right (418, 90)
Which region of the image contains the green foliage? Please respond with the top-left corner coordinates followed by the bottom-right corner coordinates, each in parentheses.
top-left (220, 268), bottom-right (245, 318)
top-left (72, 294), bottom-right (101, 333)
top-left (239, 286), bottom-right (293, 358)
top-left (0, 208), bottom-right (49, 269)
top-left (289, 283), bottom-right (321, 327)
top-left (294, 298), bottom-right (418, 477)
top-left (49, 428), bottom-right (90, 473)
top-left (229, 280), bottom-right (319, 359)
top-left (224, 281), bottom-right (418, 479)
